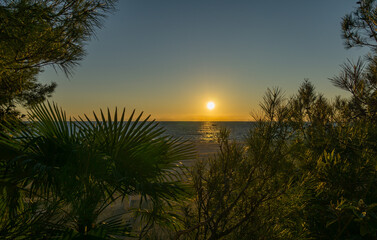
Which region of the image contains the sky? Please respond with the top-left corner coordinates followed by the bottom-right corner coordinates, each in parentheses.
top-left (39, 0), bottom-right (368, 121)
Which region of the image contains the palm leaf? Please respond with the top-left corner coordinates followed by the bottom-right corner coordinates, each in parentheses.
top-left (0, 101), bottom-right (196, 238)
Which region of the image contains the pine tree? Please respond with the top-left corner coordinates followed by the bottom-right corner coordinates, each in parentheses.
top-left (0, 0), bottom-right (116, 123)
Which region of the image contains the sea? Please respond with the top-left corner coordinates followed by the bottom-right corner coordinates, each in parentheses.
top-left (23, 121), bottom-right (253, 143)
top-left (157, 121), bottom-right (253, 143)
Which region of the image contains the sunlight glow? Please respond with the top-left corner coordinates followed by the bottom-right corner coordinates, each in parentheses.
top-left (207, 101), bottom-right (215, 110)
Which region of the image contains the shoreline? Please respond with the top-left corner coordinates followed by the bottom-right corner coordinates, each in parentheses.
top-left (178, 142), bottom-right (220, 168)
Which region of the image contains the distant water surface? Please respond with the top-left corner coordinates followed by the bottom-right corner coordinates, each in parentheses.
top-left (24, 121), bottom-right (253, 143)
top-left (158, 121), bottom-right (253, 143)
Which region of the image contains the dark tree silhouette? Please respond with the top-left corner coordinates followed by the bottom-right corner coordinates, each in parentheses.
top-left (0, 0), bottom-right (116, 123)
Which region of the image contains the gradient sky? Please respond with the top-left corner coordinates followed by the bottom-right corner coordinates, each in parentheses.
top-left (39, 0), bottom-right (367, 121)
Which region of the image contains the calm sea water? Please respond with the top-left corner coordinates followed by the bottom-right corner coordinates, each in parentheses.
top-left (24, 121), bottom-right (253, 143)
top-left (158, 121), bottom-right (253, 143)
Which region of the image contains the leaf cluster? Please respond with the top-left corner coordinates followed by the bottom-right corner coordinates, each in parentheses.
top-left (0, 0), bottom-right (117, 122)
top-left (0, 102), bottom-right (195, 239)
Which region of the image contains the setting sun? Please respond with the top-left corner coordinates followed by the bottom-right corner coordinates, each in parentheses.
top-left (207, 101), bottom-right (215, 110)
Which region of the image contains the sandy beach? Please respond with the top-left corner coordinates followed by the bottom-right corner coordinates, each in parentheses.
top-left (178, 142), bottom-right (219, 168)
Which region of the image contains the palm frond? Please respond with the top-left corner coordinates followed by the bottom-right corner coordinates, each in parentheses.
top-left (0, 102), bottom-right (196, 238)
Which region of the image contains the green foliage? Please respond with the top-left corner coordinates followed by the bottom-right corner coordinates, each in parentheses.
top-left (339, 0), bottom-right (377, 121)
top-left (174, 89), bottom-right (307, 240)
top-left (342, 0), bottom-right (377, 50)
top-left (173, 79), bottom-right (377, 239)
top-left (0, 0), bottom-right (116, 122)
top-left (172, 71), bottom-right (377, 239)
top-left (0, 102), bottom-right (195, 239)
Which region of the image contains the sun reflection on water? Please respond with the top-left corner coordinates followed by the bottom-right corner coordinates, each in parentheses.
top-left (198, 121), bottom-right (220, 142)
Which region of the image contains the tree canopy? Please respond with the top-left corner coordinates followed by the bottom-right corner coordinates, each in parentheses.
top-left (0, 0), bottom-right (116, 122)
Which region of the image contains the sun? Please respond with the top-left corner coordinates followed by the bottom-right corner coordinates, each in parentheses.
top-left (207, 101), bottom-right (215, 110)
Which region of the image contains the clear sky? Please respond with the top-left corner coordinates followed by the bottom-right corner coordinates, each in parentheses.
top-left (39, 0), bottom-right (367, 121)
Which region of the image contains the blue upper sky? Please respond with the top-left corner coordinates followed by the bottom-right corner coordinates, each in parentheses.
top-left (39, 0), bottom-right (367, 121)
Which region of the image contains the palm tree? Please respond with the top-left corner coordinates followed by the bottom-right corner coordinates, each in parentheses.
top-left (0, 102), bottom-right (195, 239)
